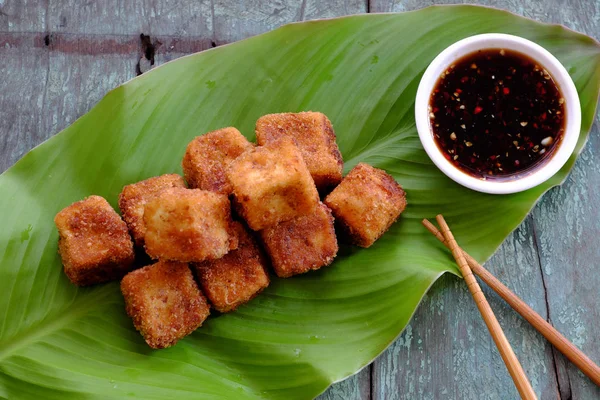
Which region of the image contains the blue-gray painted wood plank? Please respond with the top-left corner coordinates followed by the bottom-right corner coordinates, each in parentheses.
top-left (0, 1), bottom-right (370, 399)
top-left (369, 1), bottom-right (600, 399)
top-left (0, 1), bottom-right (598, 399)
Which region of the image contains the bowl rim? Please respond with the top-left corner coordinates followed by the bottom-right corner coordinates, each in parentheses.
top-left (414, 33), bottom-right (582, 195)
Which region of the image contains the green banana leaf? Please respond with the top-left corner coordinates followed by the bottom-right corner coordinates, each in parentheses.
top-left (1, 5), bottom-right (599, 399)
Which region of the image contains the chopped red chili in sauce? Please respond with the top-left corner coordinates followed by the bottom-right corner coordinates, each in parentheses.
top-left (429, 48), bottom-right (565, 180)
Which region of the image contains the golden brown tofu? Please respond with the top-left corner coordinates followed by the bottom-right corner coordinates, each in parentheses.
top-left (182, 127), bottom-right (253, 194)
top-left (324, 163), bottom-right (407, 248)
top-left (260, 202), bottom-right (338, 278)
top-left (256, 111), bottom-right (344, 192)
top-left (255, 112), bottom-right (343, 192)
top-left (227, 137), bottom-right (319, 231)
top-left (143, 188), bottom-right (238, 262)
top-left (194, 222), bottom-right (270, 313)
top-left (54, 195), bottom-right (135, 286)
top-left (121, 260), bottom-right (210, 349)
top-left (118, 174), bottom-right (186, 247)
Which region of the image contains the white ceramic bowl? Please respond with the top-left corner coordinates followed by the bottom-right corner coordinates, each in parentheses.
top-left (415, 33), bottom-right (581, 194)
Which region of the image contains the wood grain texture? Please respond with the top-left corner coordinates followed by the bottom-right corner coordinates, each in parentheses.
top-left (530, 123), bottom-right (600, 400)
top-left (213, 0), bottom-right (367, 44)
top-left (373, 219), bottom-right (562, 399)
top-left (319, 368), bottom-right (371, 400)
top-left (435, 215), bottom-right (537, 400)
top-left (1, 0), bottom-right (599, 399)
top-left (368, 1), bottom-right (600, 399)
top-left (424, 219), bottom-right (600, 387)
top-left (0, 1), bottom-right (370, 399)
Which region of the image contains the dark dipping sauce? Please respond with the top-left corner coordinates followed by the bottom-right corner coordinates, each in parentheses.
top-left (429, 48), bottom-right (565, 180)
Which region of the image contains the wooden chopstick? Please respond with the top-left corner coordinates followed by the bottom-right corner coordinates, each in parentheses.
top-left (422, 218), bottom-right (600, 387)
top-left (434, 215), bottom-right (537, 400)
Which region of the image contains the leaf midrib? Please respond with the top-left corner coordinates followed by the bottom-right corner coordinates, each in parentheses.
top-left (0, 288), bottom-right (114, 362)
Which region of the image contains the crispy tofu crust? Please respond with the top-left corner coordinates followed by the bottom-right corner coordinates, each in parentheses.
top-left (195, 222), bottom-right (270, 313)
top-left (182, 127), bottom-right (253, 194)
top-left (260, 202), bottom-right (338, 278)
top-left (118, 174), bottom-right (186, 247)
top-left (227, 137), bottom-right (319, 231)
top-left (121, 260), bottom-right (210, 349)
top-left (324, 163), bottom-right (407, 248)
top-left (54, 195), bottom-right (135, 286)
top-left (256, 112), bottom-right (343, 192)
top-left (143, 188), bottom-right (238, 262)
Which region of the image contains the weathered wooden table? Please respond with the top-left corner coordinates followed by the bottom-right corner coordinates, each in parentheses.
top-left (1, 1), bottom-right (598, 399)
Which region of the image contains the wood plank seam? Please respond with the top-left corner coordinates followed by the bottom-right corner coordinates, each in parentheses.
top-left (1, 1), bottom-right (598, 398)
top-left (0, 32), bottom-right (214, 55)
top-left (530, 217), bottom-right (573, 399)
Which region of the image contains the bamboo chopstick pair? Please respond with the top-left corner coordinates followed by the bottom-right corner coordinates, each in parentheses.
top-left (424, 215), bottom-right (600, 400)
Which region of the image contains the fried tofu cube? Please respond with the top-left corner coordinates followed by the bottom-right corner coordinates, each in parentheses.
top-left (54, 195), bottom-right (135, 286)
top-left (143, 188), bottom-right (238, 262)
top-left (182, 127), bottom-right (253, 194)
top-left (121, 260), bottom-right (210, 349)
top-left (227, 137), bottom-right (319, 231)
top-left (324, 163), bottom-right (407, 248)
top-left (255, 112), bottom-right (343, 192)
top-left (118, 174), bottom-right (186, 247)
top-left (195, 222), bottom-right (270, 313)
top-left (260, 202), bottom-right (338, 278)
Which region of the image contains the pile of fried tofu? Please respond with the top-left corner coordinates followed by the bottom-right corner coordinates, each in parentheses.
top-left (54, 112), bottom-right (407, 349)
